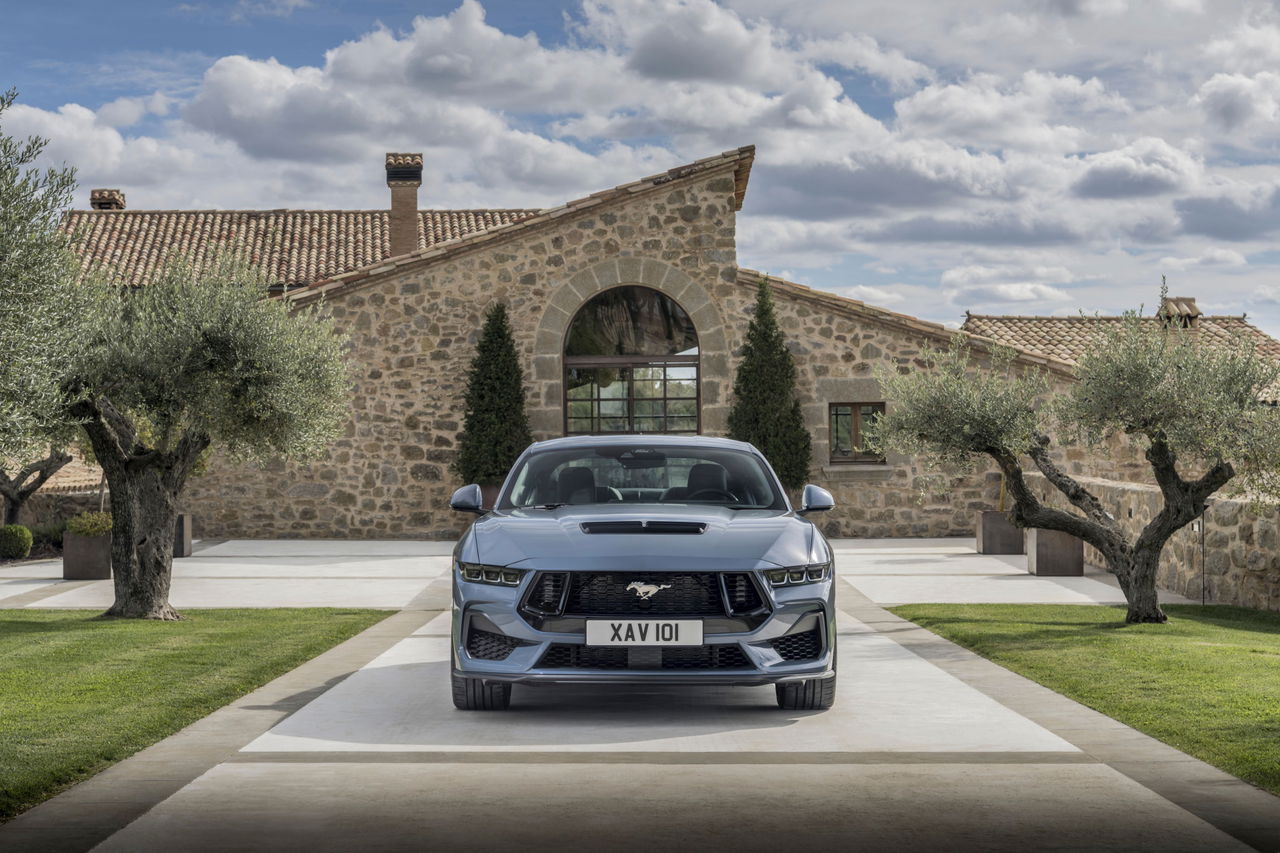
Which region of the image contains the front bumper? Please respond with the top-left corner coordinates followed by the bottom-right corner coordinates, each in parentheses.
top-left (451, 569), bottom-right (836, 686)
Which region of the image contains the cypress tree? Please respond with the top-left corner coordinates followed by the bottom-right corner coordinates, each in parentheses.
top-left (453, 303), bottom-right (533, 486)
top-left (727, 279), bottom-right (813, 490)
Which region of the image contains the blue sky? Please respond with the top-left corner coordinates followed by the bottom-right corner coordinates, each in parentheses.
top-left (5, 0), bottom-right (1280, 335)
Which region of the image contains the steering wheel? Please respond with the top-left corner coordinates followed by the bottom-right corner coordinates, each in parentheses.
top-left (684, 488), bottom-right (739, 503)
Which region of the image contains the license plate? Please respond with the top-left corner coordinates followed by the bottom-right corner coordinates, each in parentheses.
top-left (586, 619), bottom-right (703, 646)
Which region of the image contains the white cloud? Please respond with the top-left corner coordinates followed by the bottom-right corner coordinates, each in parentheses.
top-left (838, 284), bottom-right (906, 304)
top-left (952, 282), bottom-right (1072, 302)
top-left (1195, 71), bottom-right (1280, 133)
top-left (1072, 137), bottom-right (1201, 198)
top-left (1158, 247), bottom-right (1248, 269)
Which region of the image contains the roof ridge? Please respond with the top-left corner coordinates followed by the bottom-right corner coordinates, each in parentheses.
top-left (287, 146), bottom-right (756, 304)
top-left (965, 312), bottom-right (1252, 321)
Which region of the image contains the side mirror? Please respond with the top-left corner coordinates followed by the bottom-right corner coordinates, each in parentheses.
top-left (798, 484), bottom-right (835, 515)
top-left (449, 483), bottom-right (485, 514)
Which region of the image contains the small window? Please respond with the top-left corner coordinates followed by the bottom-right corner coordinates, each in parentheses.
top-left (829, 403), bottom-right (885, 464)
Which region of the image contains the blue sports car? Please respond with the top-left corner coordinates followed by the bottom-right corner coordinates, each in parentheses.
top-left (448, 434), bottom-right (837, 711)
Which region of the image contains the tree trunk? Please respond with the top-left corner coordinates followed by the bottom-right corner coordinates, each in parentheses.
top-left (103, 463), bottom-right (181, 620)
top-left (1107, 550), bottom-right (1167, 624)
top-left (2, 501), bottom-right (17, 526)
top-left (0, 447), bottom-right (73, 527)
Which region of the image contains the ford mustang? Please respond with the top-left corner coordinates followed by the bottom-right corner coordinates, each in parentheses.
top-left (448, 434), bottom-right (837, 711)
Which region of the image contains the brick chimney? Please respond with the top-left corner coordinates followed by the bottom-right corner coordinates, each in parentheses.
top-left (385, 153), bottom-right (422, 257)
top-left (89, 189), bottom-right (126, 210)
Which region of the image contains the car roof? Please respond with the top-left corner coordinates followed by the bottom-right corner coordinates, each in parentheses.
top-left (527, 434), bottom-right (760, 454)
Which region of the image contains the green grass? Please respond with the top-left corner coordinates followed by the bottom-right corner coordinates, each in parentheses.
top-left (890, 604), bottom-right (1280, 796)
top-left (0, 608), bottom-right (391, 821)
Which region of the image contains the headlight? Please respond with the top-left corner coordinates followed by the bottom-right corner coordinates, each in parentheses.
top-left (764, 563), bottom-right (830, 587)
top-left (457, 562), bottom-right (524, 586)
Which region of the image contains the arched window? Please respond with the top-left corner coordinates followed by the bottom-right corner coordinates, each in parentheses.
top-left (564, 286), bottom-right (699, 434)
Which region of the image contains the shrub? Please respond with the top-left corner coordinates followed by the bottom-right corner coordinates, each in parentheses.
top-left (66, 512), bottom-right (112, 538)
top-left (29, 520), bottom-right (67, 548)
top-left (0, 525), bottom-right (33, 560)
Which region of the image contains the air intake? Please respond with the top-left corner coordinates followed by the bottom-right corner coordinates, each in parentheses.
top-left (580, 521), bottom-right (706, 534)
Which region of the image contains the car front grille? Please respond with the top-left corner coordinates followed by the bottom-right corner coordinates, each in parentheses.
top-left (537, 643), bottom-right (751, 670)
top-left (465, 627), bottom-right (534, 661)
top-left (721, 572), bottom-right (765, 614)
top-left (564, 572), bottom-right (724, 616)
top-left (768, 626), bottom-right (822, 661)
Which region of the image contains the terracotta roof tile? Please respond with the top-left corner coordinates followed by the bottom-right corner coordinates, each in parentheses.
top-left (63, 208), bottom-right (539, 289)
top-left (960, 313), bottom-right (1280, 365)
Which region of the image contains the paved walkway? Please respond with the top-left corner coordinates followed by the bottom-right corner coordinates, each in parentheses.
top-left (0, 539), bottom-right (1273, 852)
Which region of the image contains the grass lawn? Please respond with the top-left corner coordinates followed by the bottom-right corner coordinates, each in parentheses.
top-left (0, 608), bottom-right (391, 822)
top-left (890, 603), bottom-right (1280, 796)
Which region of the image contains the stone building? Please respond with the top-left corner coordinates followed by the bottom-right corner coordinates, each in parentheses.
top-left (49, 145), bottom-right (1280, 609)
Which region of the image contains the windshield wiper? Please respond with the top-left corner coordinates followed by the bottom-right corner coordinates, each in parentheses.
top-left (533, 503), bottom-right (567, 510)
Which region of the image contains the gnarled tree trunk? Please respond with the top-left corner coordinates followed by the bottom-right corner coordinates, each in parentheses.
top-left (70, 395), bottom-right (208, 620)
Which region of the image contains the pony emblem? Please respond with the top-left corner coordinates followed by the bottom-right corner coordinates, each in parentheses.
top-left (627, 581), bottom-right (672, 600)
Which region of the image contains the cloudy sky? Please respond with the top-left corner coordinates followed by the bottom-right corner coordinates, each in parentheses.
top-left (4, 0), bottom-right (1280, 333)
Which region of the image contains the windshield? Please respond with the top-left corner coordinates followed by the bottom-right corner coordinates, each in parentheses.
top-left (500, 444), bottom-right (786, 510)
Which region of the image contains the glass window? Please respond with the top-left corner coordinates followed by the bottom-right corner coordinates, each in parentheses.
top-left (563, 286), bottom-right (700, 435)
top-left (829, 402), bottom-right (886, 464)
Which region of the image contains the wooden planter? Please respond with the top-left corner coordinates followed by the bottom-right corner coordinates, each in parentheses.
top-left (63, 533), bottom-right (112, 580)
top-left (174, 514), bottom-right (193, 558)
top-left (1026, 528), bottom-right (1084, 576)
top-left (976, 510), bottom-right (1024, 554)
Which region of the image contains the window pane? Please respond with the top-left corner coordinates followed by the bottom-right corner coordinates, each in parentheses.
top-left (666, 366), bottom-right (696, 380)
top-left (667, 379), bottom-right (696, 398)
top-left (599, 399), bottom-right (626, 417)
top-left (667, 417), bottom-right (697, 432)
top-left (635, 417), bottom-right (663, 432)
top-left (602, 417), bottom-right (629, 432)
top-left (634, 379), bottom-right (662, 398)
top-left (635, 399), bottom-right (663, 417)
top-left (598, 377), bottom-right (628, 398)
top-left (668, 398), bottom-right (696, 417)
top-left (567, 418), bottom-right (593, 433)
top-left (568, 400), bottom-right (593, 418)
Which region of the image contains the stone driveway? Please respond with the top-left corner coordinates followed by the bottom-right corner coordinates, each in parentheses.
top-left (0, 539), bottom-right (1275, 852)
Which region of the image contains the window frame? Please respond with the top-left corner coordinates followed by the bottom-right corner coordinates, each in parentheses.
top-left (562, 355), bottom-right (701, 436)
top-left (828, 402), bottom-right (886, 465)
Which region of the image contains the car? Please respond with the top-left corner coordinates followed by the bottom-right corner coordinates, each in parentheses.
top-left (447, 434), bottom-right (837, 711)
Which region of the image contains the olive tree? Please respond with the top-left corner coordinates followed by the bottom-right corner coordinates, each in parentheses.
top-left (868, 310), bottom-right (1280, 623)
top-left (69, 253), bottom-right (351, 619)
top-left (0, 88), bottom-right (94, 466)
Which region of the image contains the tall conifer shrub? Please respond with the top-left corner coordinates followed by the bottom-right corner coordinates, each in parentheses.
top-left (728, 279), bottom-right (812, 489)
top-left (454, 303), bottom-right (533, 486)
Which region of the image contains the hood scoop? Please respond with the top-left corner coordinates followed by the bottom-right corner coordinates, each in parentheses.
top-left (580, 520), bottom-right (707, 535)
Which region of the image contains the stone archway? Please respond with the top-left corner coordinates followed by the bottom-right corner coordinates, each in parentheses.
top-left (529, 258), bottom-right (730, 437)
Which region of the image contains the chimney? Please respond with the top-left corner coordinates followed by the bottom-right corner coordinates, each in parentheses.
top-left (1158, 296), bottom-right (1202, 329)
top-left (385, 153), bottom-right (423, 257)
top-left (89, 188), bottom-right (126, 210)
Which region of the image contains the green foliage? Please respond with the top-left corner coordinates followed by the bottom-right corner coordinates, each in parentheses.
top-left (453, 303), bottom-right (533, 486)
top-left (78, 252), bottom-right (352, 464)
top-left (0, 89), bottom-right (98, 459)
top-left (0, 524), bottom-right (32, 559)
top-left (727, 280), bottom-right (812, 489)
top-left (65, 511), bottom-right (111, 537)
top-left (866, 336), bottom-right (1049, 477)
top-left (28, 520), bottom-right (65, 548)
top-left (1057, 311), bottom-right (1280, 499)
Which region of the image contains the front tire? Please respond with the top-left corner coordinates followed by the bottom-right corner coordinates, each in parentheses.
top-left (775, 674), bottom-right (836, 710)
top-left (452, 672), bottom-right (512, 710)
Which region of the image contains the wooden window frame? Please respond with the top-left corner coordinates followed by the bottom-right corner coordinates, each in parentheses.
top-left (828, 402), bottom-right (886, 464)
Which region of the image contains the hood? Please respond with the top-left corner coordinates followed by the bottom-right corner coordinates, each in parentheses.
top-left (461, 503), bottom-right (826, 571)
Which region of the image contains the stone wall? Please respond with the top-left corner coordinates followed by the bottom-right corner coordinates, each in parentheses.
top-left (1027, 472), bottom-right (1280, 611)
top-left (184, 166), bottom-right (742, 539)
top-left (20, 490), bottom-right (103, 531)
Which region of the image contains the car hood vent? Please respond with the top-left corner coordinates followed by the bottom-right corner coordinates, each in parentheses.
top-left (579, 521), bottom-right (707, 535)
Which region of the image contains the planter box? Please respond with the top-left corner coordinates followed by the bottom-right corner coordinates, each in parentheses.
top-left (1026, 528), bottom-right (1084, 576)
top-left (976, 510), bottom-right (1024, 554)
top-left (174, 514), bottom-right (193, 558)
top-left (63, 533), bottom-right (111, 580)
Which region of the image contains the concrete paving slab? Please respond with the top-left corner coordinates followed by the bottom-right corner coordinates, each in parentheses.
top-left (0, 558), bottom-right (62, 579)
top-left (196, 540), bottom-right (456, 557)
top-left (91, 761), bottom-right (1250, 853)
top-left (169, 556), bottom-right (450, 578)
top-left (242, 627), bottom-right (1078, 754)
top-left (844, 572), bottom-right (1132, 605)
top-left (835, 552), bottom-right (1028, 576)
top-left (829, 537), bottom-right (975, 552)
top-left (0, 577), bottom-right (65, 603)
top-left (26, 577), bottom-right (430, 609)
